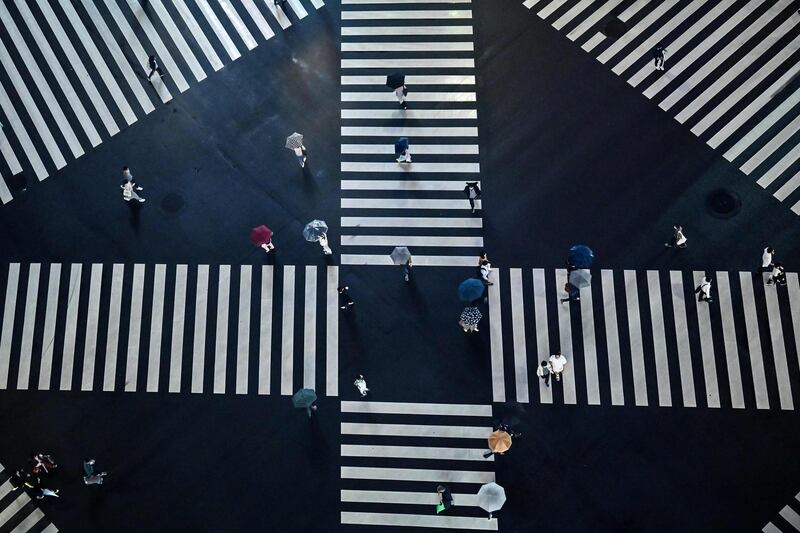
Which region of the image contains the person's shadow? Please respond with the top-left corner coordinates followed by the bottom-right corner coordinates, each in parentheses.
top-left (128, 202), bottom-right (142, 233)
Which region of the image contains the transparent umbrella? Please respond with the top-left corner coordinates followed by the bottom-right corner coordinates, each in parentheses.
top-left (303, 220), bottom-right (328, 242)
top-left (292, 388), bottom-right (317, 418)
top-left (477, 482), bottom-right (506, 519)
top-left (568, 269), bottom-right (592, 288)
top-left (285, 132), bottom-right (304, 149)
top-left (390, 246), bottom-right (411, 265)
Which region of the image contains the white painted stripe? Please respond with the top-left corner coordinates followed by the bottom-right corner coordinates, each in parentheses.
top-left (670, 271), bottom-right (697, 407)
top-left (237, 266), bottom-right (251, 395)
top-left (537, 0), bottom-right (568, 19)
top-left (192, 265), bottom-right (209, 393)
top-left (169, 265), bottom-right (188, 393)
top-left (341, 235), bottom-right (483, 247)
top-left (341, 10), bottom-right (472, 19)
top-left (0, 2), bottom-right (83, 158)
top-left (774, 169), bottom-right (800, 201)
top-left (792, 198), bottom-right (800, 214)
top-left (341, 512), bottom-right (498, 530)
top-left (60, 264), bottom-right (82, 391)
top-left (342, 126), bottom-right (477, 137)
top-left (567, 0), bottom-right (624, 41)
top-left (16, 1), bottom-right (102, 147)
top-left (675, 17), bottom-right (796, 123)
top-left (102, 264), bottom-right (123, 391)
top-left (341, 445), bottom-right (488, 462)
top-left (310, 0), bottom-right (324, 9)
top-left (0, 174), bottom-right (10, 205)
top-left (259, 266), bottom-right (274, 395)
top-left (523, 0), bottom-right (540, 7)
top-left (647, 271), bottom-right (672, 406)
top-left (581, 33), bottom-right (605, 53)
top-left (0, 128), bottom-right (21, 174)
top-left (692, 271), bottom-right (720, 408)
top-left (341, 163), bottom-right (479, 174)
top-left (16, 264), bottom-right (40, 390)
top-left (341, 489), bottom-right (481, 505)
top-left (0, 492), bottom-right (30, 528)
top-left (146, 264), bottom-right (166, 392)
top-left (39, 524), bottom-right (58, 533)
top-left (149, 0), bottom-right (207, 82)
top-left (341, 109), bottom-right (477, 119)
top-left (326, 266), bottom-right (338, 396)
top-left (80, 264), bottom-right (103, 391)
top-left (9, 507), bottom-right (44, 533)
top-left (219, 0), bottom-right (259, 50)
top-left (780, 505), bottom-right (800, 529)
top-left (488, 271), bottom-right (506, 402)
top-left (723, 87), bottom-right (800, 160)
top-left (341, 216), bottom-right (482, 228)
top-left (262, 0), bottom-right (292, 30)
top-left (214, 265), bottom-right (231, 394)
top-left (100, 0), bottom-right (172, 104)
top-left (343, 42), bottom-right (472, 52)
top-left (242, 0), bottom-right (276, 41)
top-left (739, 273), bottom-right (769, 409)
top-left (341, 466), bottom-right (494, 484)
top-left (341, 179), bottom-right (479, 190)
top-left (341, 143), bottom-right (479, 155)
top-left (342, 25), bottom-right (472, 35)
top-left (172, 0), bottom-right (225, 71)
top-left (197, 0), bottom-right (242, 60)
top-left (37, 0), bottom-right (120, 136)
top-left (342, 198), bottom-right (481, 209)
top-left (756, 145), bottom-right (800, 188)
top-left (553, 0), bottom-right (594, 31)
top-left (39, 265), bottom-right (60, 390)
top-left (716, 272), bottom-right (745, 408)
top-left (598, 0), bottom-right (680, 65)
top-left (532, 268), bottom-right (552, 404)
top-left (341, 401), bottom-right (491, 416)
top-left (342, 75), bottom-right (474, 85)
top-left (789, 274), bottom-right (800, 379)
top-left (303, 266), bottom-right (317, 390)
top-left (341, 254), bottom-right (477, 266)
top-left (342, 422), bottom-right (490, 439)
top-left (579, 283), bottom-right (600, 405)
top-left (286, 0), bottom-right (309, 19)
top-left (763, 274), bottom-right (793, 409)
top-left (510, 269), bottom-right (529, 403)
top-left (281, 265), bottom-right (295, 395)
top-left (740, 114), bottom-right (800, 174)
top-left (762, 522), bottom-right (782, 533)
top-left (342, 91), bottom-right (476, 102)
top-left (625, 270), bottom-right (648, 406)
top-left (555, 269), bottom-right (577, 403)
top-left (124, 264), bottom-right (145, 392)
top-left (600, 271), bottom-right (624, 405)
top-left (0, 80), bottom-right (47, 180)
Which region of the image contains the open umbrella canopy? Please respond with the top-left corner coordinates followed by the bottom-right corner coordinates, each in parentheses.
top-left (487, 430), bottom-right (512, 453)
top-left (249, 225), bottom-right (273, 246)
top-left (477, 482), bottom-right (507, 514)
top-left (458, 278), bottom-right (485, 302)
top-left (292, 388), bottom-right (317, 408)
top-left (394, 137), bottom-right (409, 155)
top-left (390, 246), bottom-right (411, 265)
top-left (303, 220), bottom-right (328, 242)
top-left (285, 132), bottom-right (304, 149)
top-left (386, 72), bottom-right (405, 89)
top-left (569, 269), bottom-right (592, 288)
top-left (568, 244), bottom-right (594, 269)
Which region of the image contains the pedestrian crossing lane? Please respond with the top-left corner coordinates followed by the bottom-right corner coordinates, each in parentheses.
top-left (0, 463), bottom-right (59, 532)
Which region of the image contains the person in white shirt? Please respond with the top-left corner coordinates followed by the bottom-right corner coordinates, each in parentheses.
top-left (695, 276), bottom-right (712, 303)
top-left (396, 146), bottom-right (411, 164)
top-left (292, 144), bottom-right (307, 168)
top-left (318, 232), bottom-right (332, 255)
top-left (536, 360), bottom-right (552, 387)
top-left (767, 263), bottom-right (786, 286)
top-left (121, 180), bottom-right (145, 203)
top-left (760, 247), bottom-right (775, 274)
top-left (664, 224), bottom-right (687, 249)
top-left (549, 352), bottom-right (567, 382)
top-left (479, 260), bottom-right (493, 286)
top-left (394, 84), bottom-right (408, 109)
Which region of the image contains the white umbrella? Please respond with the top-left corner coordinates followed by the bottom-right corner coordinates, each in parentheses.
top-left (477, 482), bottom-right (506, 518)
top-left (285, 132), bottom-right (304, 149)
top-left (568, 268), bottom-right (592, 288)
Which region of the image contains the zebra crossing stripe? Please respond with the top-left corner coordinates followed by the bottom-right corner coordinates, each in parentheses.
top-left (716, 272), bottom-right (745, 409)
top-left (510, 269), bottom-right (529, 403)
top-left (16, 264), bottom-right (40, 391)
top-left (579, 283), bottom-right (600, 405)
top-left (237, 266), bottom-right (252, 395)
top-left (341, 401), bottom-right (492, 416)
top-left (341, 109), bottom-right (477, 119)
top-left (340, 489), bottom-right (481, 505)
top-left (148, 0), bottom-right (207, 83)
top-left (81, 264), bottom-right (103, 392)
top-left (172, 0), bottom-right (225, 71)
top-left (326, 266), bottom-right (338, 396)
top-left (624, 270), bottom-right (648, 406)
top-left (281, 265), bottom-right (295, 395)
top-left (555, 269), bottom-right (577, 404)
top-left (553, 0), bottom-right (597, 31)
top-left (342, 179), bottom-right (480, 191)
top-left (533, 268), bottom-right (552, 404)
top-left (488, 273), bottom-right (506, 402)
top-left (341, 10), bottom-right (473, 20)
top-left (601, 270), bottom-right (624, 406)
top-left (567, 0), bottom-right (624, 42)
top-left (341, 91), bottom-right (476, 102)
top-left (342, 444), bottom-right (489, 461)
top-left (779, 505), bottom-right (800, 529)
top-left (303, 266), bottom-right (317, 390)
top-left (214, 265), bottom-right (232, 394)
top-left (124, 264), bottom-right (145, 392)
top-left (738, 273), bottom-right (769, 409)
top-left (343, 143), bottom-right (479, 155)
top-left (259, 266), bottom-right (274, 395)
top-left (788, 274), bottom-right (800, 376)
top-left (582, 0), bottom-right (650, 52)
top-left (146, 265), bottom-right (167, 393)
top-left (242, 0), bottom-right (277, 41)
top-left (263, 0), bottom-right (293, 31)
top-left (9, 507), bottom-right (46, 532)
top-left (342, 75), bottom-right (475, 85)
top-left (762, 275), bottom-right (793, 410)
top-left (537, 0), bottom-right (568, 19)
top-left (647, 271), bottom-right (672, 407)
top-left (341, 216), bottom-right (480, 228)
top-left (342, 42), bottom-right (473, 52)
top-left (102, 264), bottom-right (124, 392)
top-left (342, 25), bottom-right (473, 35)
top-left (0, 127), bottom-right (22, 175)
top-left (60, 264), bottom-right (82, 391)
top-left (192, 265), bottom-right (210, 394)
top-left (671, 271), bottom-right (697, 408)
top-left (341, 512), bottom-right (498, 531)
top-left (341, 466), bottom-right (494, 483)
top-left (169, 265), bottom-right (188, 393)
top-left (722, 86), bottom-right (800, 160)
top-left (0, 80), bottom-right (48, 181)
top-left (341, 422), bottom-right (490, 439)
top-left (196, 0), bottom-right (242, 60)
top-left (691, 271), bottom-right (719, 408)
top-left (286, 0), bottom-right (310, 19)
top-left (219, 0), bottom-right (259, 51)
top-left (597, 0), bottom-right (680, 65)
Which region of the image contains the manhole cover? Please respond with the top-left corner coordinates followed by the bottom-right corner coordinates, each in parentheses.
top-left (706, 189), bottom-right (741, 218)
top-left (603, 18), bottom-right (627, 39)
top-left (161, 192), bottom-right (185, 214)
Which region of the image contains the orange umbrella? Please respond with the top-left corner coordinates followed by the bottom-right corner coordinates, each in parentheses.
top-left (487, 430), bottom-right (512, 454)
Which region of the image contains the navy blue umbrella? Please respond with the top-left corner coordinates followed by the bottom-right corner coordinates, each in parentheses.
top-left (458, 278), bottom-right (485, 303)
top-left (395, 137), bottom-right (409, 155)
top-left (568, 244), bottom-right (594, 269)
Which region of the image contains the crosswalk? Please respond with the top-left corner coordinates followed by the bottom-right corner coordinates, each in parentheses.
top-left (764, 490), bottom-right (800, 533)
top-left (0, 464), bottom-right (58, 533)
top-left (488, 267), bottom-right (800, 409)
top-left (340, 0), bottom-right (484, 267)
top-left (523, 0), bottom-right (800, 215)
top-left (0, 0), bottom-right (323, 205)
top-left (0, 263), bottom-right (339, 396)
top-left (340, 401), bottom-right (499, 531)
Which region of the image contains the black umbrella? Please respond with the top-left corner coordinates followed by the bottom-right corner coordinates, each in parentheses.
top-left (395, 137), bottom-right (409, 155)
top-left (386, 72), bottom-right (405, 89)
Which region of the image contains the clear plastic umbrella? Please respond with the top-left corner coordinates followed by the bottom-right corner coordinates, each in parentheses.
top-left (292, 388), bottom-right (317, 418)
top-left (390, 246), bottom-right (411, 265)
top-left (285, 132), bottom-right (304, 149)
top-left (477, 482), bottom-right (506, 518)
top-left (568, 269), bottom-right (592, 288)
top-left (303, 220), bottom-right (328, 242)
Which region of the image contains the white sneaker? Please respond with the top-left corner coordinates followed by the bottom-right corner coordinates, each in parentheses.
top-left (138, 198), bottom-right (146, 203)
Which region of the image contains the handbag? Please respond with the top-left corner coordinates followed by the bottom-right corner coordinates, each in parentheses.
top-left (436, 502), bottom-right (446, 514)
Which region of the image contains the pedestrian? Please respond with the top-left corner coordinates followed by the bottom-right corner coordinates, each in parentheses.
top-left (403, 256), bottom-right (413, 283)
top-left (147, 55), bottom-right (164, 80)
top-left (396, 140), bottom-right (411, 164)
top-left (759, 246), bottom-right (775, 274)
top-left (122, 166), bottom-right (133, 183)
top-left (261, 238), bottom-right (275, 253)
top-left (464, 182), bottom-right (481, 214)
top-left (394, 83), bottom-right (408, 109)
top-left (318, 232), bottom-right (332, 255)
top-left (767, 263), bottom-right (786, 286)
top-left (536, 360), bottom-right (551, 387)
top-left (121, 179), bottom-right (146, 203)
top-left (695, 276), bottom-right (713, 303)
top-left (291, 142), bottom-right (308, 168)
top-left (354, 375), bottom-right (369, 397)
top-left (549, 351), bottom-right (567, 381)
top-left (9, 469), bottom-right (24, 491)
top-left (83, 458), bottom-right (107, 485)
top-left (653, 45), bottom-right (667, 70)
top-left (338, 286), bottom-right (354, 310)
top-left (31, 453), bottom-right (58, 475)
top-left (436, 485), bottom-right (454, 514)
top-left (23, 473), bottom-right (57, 498)
top-left (479, 259), bottom-right (494, 286)
top-left (664, 224), bottom-right (687, 249)
top-left (478, 251), bottom-right (488, 266)
top-left (459, 306), bottom-right (482, 333)
top-left (561, 282), bottom-right (580, 303)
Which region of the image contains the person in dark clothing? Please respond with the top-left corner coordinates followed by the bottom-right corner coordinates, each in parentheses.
top-left (147, 55), bottom-right (164, 80)
top-left (653, 46), bottom-right (667, 70)
top-left (9, 469), bottom-right (24, 491)
top-left (464, 182), bottom-right (481, 214)
top-left (338, 286), bottom-right (354, 310)
top-left (561, 282), bottom-right (580, 302)
top-left (436, 485), bottom-right (454, 513)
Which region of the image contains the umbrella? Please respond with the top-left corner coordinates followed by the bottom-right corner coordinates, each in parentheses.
top-left (568, 244), bottom-right (594, 269)
top-left (459, 306), bottom-right (482, 327)
top-left (477, 482), bottom-right (506, 518)
top-left (386, 72), bottom-right (405, 89)
top-left (285, 132), bottom-right (304, 150)
top-left (292, 388), bottom-right (317, 418)
top-left (458, 278), bottom-right (485, 303)
top-left (394, 137), bottom-right (409, 155)
top-left (568, 269), bottom-right (592, 288)
top-left (390, 246), bottom-right (411, 265)
top-left (487, 431), bottom-right (512, 454)
top-left (303, 220), bottom-right (328, 242)
top-left (249, 225), bottom-right (273, 246)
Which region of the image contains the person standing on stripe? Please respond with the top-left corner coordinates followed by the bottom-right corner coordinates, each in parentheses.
top-left (653, 45), bottom-right (667, 71)
top-left (664, 224), bottom-right (687, 249)
top-left (759, 246), bottom-right (775, 274)
top-left (147, 55), bottom-right (165, 81)
top-left (767, 262), bottom-right (786, 286)
top-left (549, 351), bottom-right (568, 382)
top-left (537, 360), bottom-right (551, 387)
top-left (464, 182), bottom-right (481, 214)
top-left (395, 83), bottom-right (408, 110)
top-left (695, 276), bottom-right (713, 303)
top-left (396, 137), bottom-right (411, 164)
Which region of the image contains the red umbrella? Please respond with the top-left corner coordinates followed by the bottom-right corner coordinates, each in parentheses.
top-left (250, 225), bottom-right (273, 246)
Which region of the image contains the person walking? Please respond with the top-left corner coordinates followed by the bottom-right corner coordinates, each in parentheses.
top-left (549, 351), bottom-right (568, 382)
top-left (561, 282), bottom-right (580, 303)
top-left (664, 224), bottom-right (687, 249)
top-left (147, 55), bottom-right (165, 80)
top-left (9, 469), bottom-right (25, 491)
top-left (261, 238), bottom-right (275, 253)
top-left (436, 485), bottom-right (454, 514)
top-left (695, 276), bottom-right (713, 303)
top-left (31, 453), bottom-right (58, 475)
top-left (338, 286), bottom-right (354, 310)
top-left (354, 375), bottom-right (369, 397)
top-left (394, 83), bottom-right (408, 109)
top-left (759, 247), bottom-right (775, 274)
top-left (767, 262), bottom-right (786, 286)
top-left (396, 140), bottom-right (411, 164)
top-left (536, 360), bottom-right (551, 387)
top-left (318, 232), bottom-right (332, 255)
top-left (122, 166), bottom-right (133, 183)
top-left (464, 182), bottom-right (481, 214)
top-left (290, 142), bottom-right (307, 168)
top-left (459, 306), bottom-right (482, 333)
top-left (83, 458), bottom-right (107, 485)
top-left (653, 45), bottom-right (667, 70)
top-left (479, 259), bottom-right (494, 286)
top-left (121, 178), bottom-right (146, 203)
top-left (403, 256), bottom-right (413, 283)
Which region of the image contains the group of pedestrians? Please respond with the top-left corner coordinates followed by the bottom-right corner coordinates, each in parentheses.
top-left (8, 454), bottom-right (108, 501)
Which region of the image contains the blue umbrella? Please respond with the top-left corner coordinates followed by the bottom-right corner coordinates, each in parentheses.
top-left (458, 278), bottom-right (485, 303)
top-left (394, 137), bottom-right (409, 155)
top-left (568, 244), bottom-right (594, 269)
